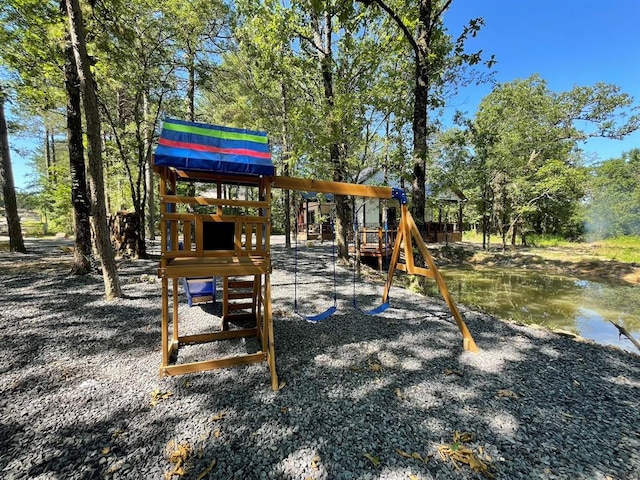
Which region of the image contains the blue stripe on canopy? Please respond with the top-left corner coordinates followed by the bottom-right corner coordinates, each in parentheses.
top-left (154, 118), bottom-right (274, 176)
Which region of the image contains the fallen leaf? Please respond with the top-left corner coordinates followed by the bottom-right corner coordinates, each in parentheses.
top-left (111, 428), bottom-right (125, 439)
top-left (172, 466), bottom-right (185, 476)
top-left (437, 432), bottom-right (493, 479)
top-left (395, 448), bottom-right (412, 459)
top-left (311, 455), bottom-right (321, 470)
top-left (363, 452), bottom-right (381, 467)
top-left (453, 431), bottom-right (474, 443)
top-left (444, 368), bottom-right (463, 377)
top-left (195, 459), bottom-right (217, 480)
top-left (394, 388), bottom-right (403, 399)
top-left (167, 440), bottom-right (193, 464)
top-left (210, 412), bottom-right (226, 421)
top-left (165, 440), bottom-right (193, 479)
top-left (496, 389), bottom-right (520, 399)
top-left (411, 452), bottom-right (424, 462)
top-left (213, 429), bottom-right (221, 439)
top-left (101, 447), bottom-right (111, 455)
top-left (408, 475), bottom-right (419, 480)
top-left (369, 362), bottom-right (383, 372)
top-left (106, 459), bottom-right (125, 474)
top-left (150, 389), bottom-right (174, 407)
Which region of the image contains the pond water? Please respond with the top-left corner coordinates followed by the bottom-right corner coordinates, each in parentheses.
top-left (422, 267), bottom-right (640, 353)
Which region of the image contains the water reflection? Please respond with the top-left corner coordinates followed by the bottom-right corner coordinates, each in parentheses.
top-left (424, 267), bottom-right (640, 353)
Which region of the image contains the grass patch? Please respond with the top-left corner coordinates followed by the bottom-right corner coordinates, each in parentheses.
top-left (593, 236), bottom-right (640, 263)
top-left (22, 220), bottom-right (47, 237)
top-left (462, 230), bottom-right (483, 244)
top-left (526, 234), bottom-right (575, 248)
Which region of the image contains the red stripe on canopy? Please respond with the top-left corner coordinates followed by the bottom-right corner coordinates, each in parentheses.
top-left (159, 138), bottom-right (271, 159)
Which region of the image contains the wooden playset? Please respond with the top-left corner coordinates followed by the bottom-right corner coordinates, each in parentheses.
top-left (153, 118), bottom-right (478, 390)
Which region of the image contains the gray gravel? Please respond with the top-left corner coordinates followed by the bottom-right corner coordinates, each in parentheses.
top-left (1, 236), bottom-right (639, 480)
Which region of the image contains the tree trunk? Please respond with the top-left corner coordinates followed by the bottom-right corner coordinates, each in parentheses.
top-left (182, 43), bottom-right (197, 199)
top-left (410, 1), bottom-right (434, 236)
top-left (412, 66), bottom-right (428, 234)
top-left (186, 41), bottom-right (196, 122)
top-left (0, 87), bottom-right (26, 253)
top-left (143, 92), bottom-right (155, 241)
top-left (312, 8), bottom-right (350, 263)
top-left (134, 190), bottom-right (148, 259)
top-left (45, 127), bottom-right (52, 180)
top-left (50, 130), bottom-right (57, 181)
top-left (65, 0), bottom-right (122, 299)
top-left (133, 100), bottom-right (148, 259)
top-left (64, 41), bottom-right (92, 274)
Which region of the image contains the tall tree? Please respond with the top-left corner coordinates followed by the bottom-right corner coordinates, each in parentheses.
top-left (358, 0), bottom-right (492, 232)
top-left (64, 0), bottom-right (121, 298)
top-left (468, 76), bottom-right (640, 247)
top-left (63, 41), bottom-right (92, 274)
top-left (285, 1), bottom-right (387, 261)
top-left (0, 85), bottom-right (27, 253)
top-left (586, 149), bottom-right (640, 238)
top-left (1, 0), bottom-right (94, 261)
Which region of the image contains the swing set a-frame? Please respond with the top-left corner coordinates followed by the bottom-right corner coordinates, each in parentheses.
top-left (154, 118), bottom-right (478, 390)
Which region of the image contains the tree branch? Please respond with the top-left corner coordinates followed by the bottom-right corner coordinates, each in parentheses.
top-left (609, 320), bottom-right (640, 352)
top-left (433, 0), bottom-right (454, 27)
top-left (358, 0), bottom-right (419, 57)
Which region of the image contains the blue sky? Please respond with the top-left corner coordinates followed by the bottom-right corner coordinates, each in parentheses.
top-left (7, 0), bottom-right (640, 191)
top-left (443, 0), bottom-right (640, 162)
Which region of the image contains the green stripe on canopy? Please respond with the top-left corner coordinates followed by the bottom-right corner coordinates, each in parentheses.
top-left (163, 122), bottom-right (268, 144)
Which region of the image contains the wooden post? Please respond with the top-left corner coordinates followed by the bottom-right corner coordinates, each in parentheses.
top-left (265, 273), bottom-right (278, 390)
top-left (405, 210), bottom-right (478, 352)
top-left (161, 276), bottom-right (169, 370)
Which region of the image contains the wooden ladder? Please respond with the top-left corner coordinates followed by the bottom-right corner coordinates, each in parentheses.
top-left (222, 276), bottom-right (260, 330)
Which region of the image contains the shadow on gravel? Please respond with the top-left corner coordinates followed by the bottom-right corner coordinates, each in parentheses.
top-left (180, 313), bottom-right (639, 479)
top-left (0, 238), bottom-right (638, 479)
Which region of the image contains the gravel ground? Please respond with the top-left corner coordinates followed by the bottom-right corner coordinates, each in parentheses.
top-left (1, 236), bottom-right (639, 480)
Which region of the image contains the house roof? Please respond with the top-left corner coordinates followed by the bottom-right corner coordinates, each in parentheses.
top-left (153, 118), bottom-right (274, 176)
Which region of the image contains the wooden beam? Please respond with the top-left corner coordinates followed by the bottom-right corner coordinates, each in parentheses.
top-left (160, 352), bottom-right (268, 376)
top-left (382, 208), bottom-right (405, 303)
top-left (395, 263), bottom-right (435, 278)
top-left (161, 213), bottom-right (268, 224)
top-left (265, 274), bottom-right (279, 391)
top-left (161, 276), bottom-right (169, 367)
top-left (406, 211), bottom-right (479, 353)
top-left (179, 329), bottom-right (258, 344)
top-left (272, 175), bottom-right (394, 200)
top-left (172, 278), bottom-right (179, 344)
top-left (161, 194), bottom-right (269, 209)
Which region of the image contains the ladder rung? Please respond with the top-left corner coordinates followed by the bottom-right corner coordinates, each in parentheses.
top-left (228, 292), bottom-right (254, 300)
top-left (229, 302), bottom-right (254, 311)
top-left (223, 313), bottom-right (257, 322)
top-left (228, 280), bottom-right (255, 288)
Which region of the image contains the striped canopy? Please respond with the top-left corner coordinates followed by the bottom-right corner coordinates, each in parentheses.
top-left (154, 118), bottom-right (274, 176)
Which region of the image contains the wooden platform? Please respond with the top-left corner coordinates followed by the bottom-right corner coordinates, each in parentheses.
top-left (160, 255), bottom-right (269, 278)
top-left (351, 227), bottom-right (397, 270)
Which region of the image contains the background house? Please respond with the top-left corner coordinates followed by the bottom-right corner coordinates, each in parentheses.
top-left (295, 184), bottom-right (466, 244)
